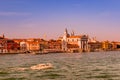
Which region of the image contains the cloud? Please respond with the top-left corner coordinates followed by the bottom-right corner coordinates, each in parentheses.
top-left (0, 12), bottom-right (31, 16)
top-left (96, 11), bottom-right (120, 18)
top-left (98, 11), bottom-right (112, 17)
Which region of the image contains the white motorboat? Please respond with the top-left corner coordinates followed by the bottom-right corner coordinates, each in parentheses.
top-left (30, 63), bottom-right (53, 70)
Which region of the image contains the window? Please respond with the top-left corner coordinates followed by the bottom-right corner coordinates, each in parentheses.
top-left (72, 39), bottom-right (74, 42)
top-left (67, 39), bottom-right (69, 42)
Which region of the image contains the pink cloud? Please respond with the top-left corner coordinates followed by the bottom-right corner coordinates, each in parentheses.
top-left (0, 12), bottom-right (31, 16)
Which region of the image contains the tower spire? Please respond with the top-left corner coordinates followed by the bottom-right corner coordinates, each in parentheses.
top-left (2, 34), bottom-right (5, 38)
top-left (64, 28), bottom-right (69, 37)
top-left (71, 30), bottom-right (75, 36)
top-left (65, 28), bottom-right (68, 34)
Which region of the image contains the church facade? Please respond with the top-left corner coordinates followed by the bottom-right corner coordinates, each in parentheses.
top-left (62, 28), bottom-right (89, 52)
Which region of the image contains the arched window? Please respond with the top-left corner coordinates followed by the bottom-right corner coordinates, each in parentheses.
top-left (72, 39), bottom-right (74, 42)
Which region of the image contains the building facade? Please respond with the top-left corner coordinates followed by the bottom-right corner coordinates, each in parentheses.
top-left (26, 39), bottom-right (40, 51)
top-left (0, 35), bottom-right (7, 53)
top-left (62, 28), bottom-right (89, 52)
top-left (88, 41), bottom-right (102, 52)
top-left (7, 40), bottom-right (20, 53)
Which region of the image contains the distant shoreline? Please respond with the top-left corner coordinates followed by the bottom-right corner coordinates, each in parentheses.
top-left (0, 50), bottom-right (120, 55)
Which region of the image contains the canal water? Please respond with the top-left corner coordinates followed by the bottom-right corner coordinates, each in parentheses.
top-left (0, 51), bottom-right (120, 80)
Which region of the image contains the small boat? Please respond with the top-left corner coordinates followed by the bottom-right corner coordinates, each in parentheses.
top-left (30, 63), bottom-right (53, 70)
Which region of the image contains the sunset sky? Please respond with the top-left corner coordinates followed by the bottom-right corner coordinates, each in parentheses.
top-left (0, 0), bottom-right (120, 41)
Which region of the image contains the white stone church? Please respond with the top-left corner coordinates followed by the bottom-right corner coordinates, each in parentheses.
top-left (62, 28), bottom-right (89, 52)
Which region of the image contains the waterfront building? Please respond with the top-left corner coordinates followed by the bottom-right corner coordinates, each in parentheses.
top-left (0, 35), bottom-right (20, 53)
top-left (20, 41), bottom-right (27, 51)
top-left (0, 35), bottom-right (7, 53)
top-left (88, 37), bottom-right (102, 52)
top-left (14, 38), bottom-right (48, 52)
top-left (88, 41), bottom-right (102, 52)
top-left (43, 39), bottom-right (62, 53)
top-left (111, 42), bottom-right (120, 50)
top-left (39, 39), bottom-right (48, 51)
top-left (102, 41), bottom-right (113, 51)
top-left (7, 39), bottom-right (20, 53)
top-left (62, 28), bottom-right (89, 52)
top-left (48, 39), bottom-right (61, 50)
top-left (26, 39), bottom-right (41, 51)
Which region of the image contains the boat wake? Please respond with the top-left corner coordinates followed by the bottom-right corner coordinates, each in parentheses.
top-left (11, 63), bottom-right (53, 71)
top-left (15, 67), bottom-right (28, 71)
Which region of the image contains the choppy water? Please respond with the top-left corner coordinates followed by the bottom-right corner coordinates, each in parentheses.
top-left (0, 51), bottom-right (120, 80)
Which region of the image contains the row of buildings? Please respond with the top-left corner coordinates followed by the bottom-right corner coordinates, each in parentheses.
top-left (61, 28), bottom-right (120, 52)
top-left (0, 35), bottom-right (62, 53)
top-left (0, 28), bottom-right (120, 53)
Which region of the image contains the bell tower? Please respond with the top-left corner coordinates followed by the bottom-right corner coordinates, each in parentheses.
top-left (63, 28), bottom-right (68, 41)
top-left (62, 28), bottom-right (68, 51)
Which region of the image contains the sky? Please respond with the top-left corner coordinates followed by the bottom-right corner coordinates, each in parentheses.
top-left (0, 0), bottom-right (120, 41)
